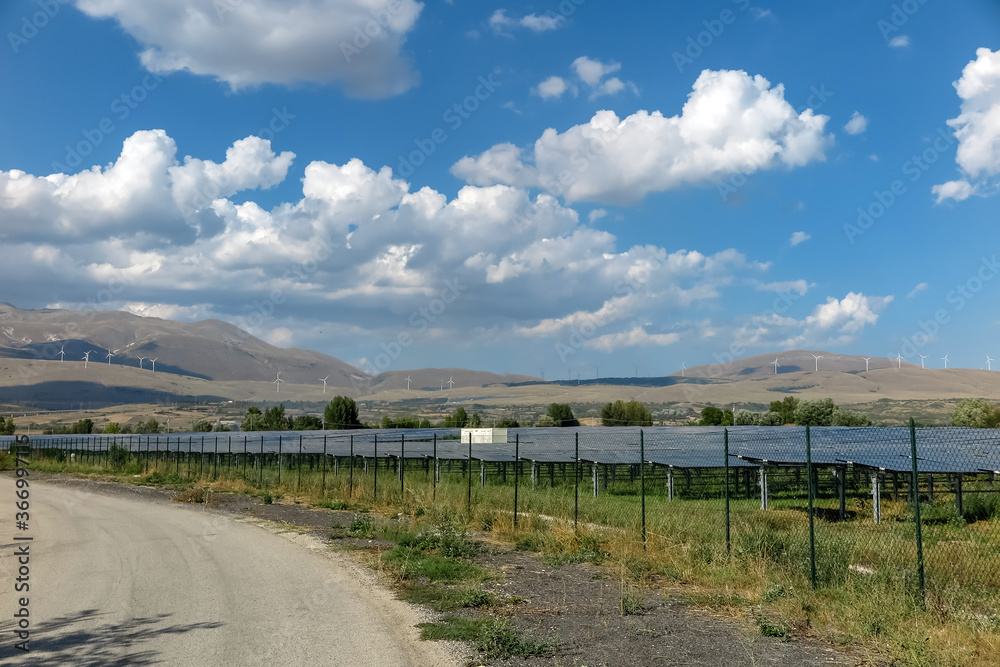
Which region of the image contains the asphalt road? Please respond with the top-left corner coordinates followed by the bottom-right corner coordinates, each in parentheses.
top-left (0, 477), bottom-right (458, 666)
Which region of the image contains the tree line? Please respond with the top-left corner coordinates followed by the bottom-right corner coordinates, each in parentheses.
top-left (698, 397), bottom-right (872, 427)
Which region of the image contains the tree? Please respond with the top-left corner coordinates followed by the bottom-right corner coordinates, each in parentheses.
top-left (262, 405), bottom-right (292, 431)
top-left (495, 418), bottom-right (519, 428)
top-left (212, 422), bottom-right (231, 432)
top-left (769, 396), bottom-right (800, 424)
top-left (103, 422), bottom-right (122, 434)
top-left (547, 403), bottom-right (579, 427)
top-left (191, 419), bottom-right (213, 432)
top-left (469, 413), bottom-right (482, 428)
top-left (70, 419), bottom-right (94, 434)
top-left (831, 409), bottom-right (872, 427)
top-left (292, 415), bottom-right (323, 430)
top-left (601, 400), bottom-right (652, 426)
top-left (0, 417), bottom-right (14, 435)
top-left (951, 398), bottom-right (1000, 428)
top-left (793, 398), bottom-right (837, 426)
top-left (735, 410), bottom-right (786, 426)
top-left (419, 418), bottom-right (432, 429)
top-left (242, 407), bottom-right (266, 432)
top-left (443, 407), bottom-right (470, 428)
top-left (134, 418), bottom-right (160, 434)
top-left (324, 396), bottom-right (362, 429)
top-left (699, 406), bottom-right (724, 426)
top-left (535, 415), bottom-right (557, 427)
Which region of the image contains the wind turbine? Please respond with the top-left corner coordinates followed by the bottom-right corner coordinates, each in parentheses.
top-left (811, 354), bottom-right (823, 372)
top-left (988, 355), bottom-right (995, 371)
top-left (634, 365), bottom-right (639, 378)
top-left (137, 356), bottom-right (145, 370)
top-left (595, 366), bottom-right (600, 380)
top-left (896, 352), bottom-right (903, 369)
top-left (942, 354), bottom-right (949, 369)
top-left (58, 346), bottom-right (65, 362)
top-left (82, 350), bottom-right (92, 369)
top-left (149, 357), bottom-right (157, 372)
top-left (862, 357), bottom-right (871, 372)
top-left (919, 354), bottom-right (927, 369)
top-left (681, 363), bottom-right (686, 378)
top-left (447, 376), bottom-right (455, 390)
top-left (404, 375), bottom-right (411, 390)
top-left (320, 375), bottom-right (329, 393)
top-left (274, 372), bottom-right (284, 393)
top-left (106, 350), bottom-right (114, 365)
top-left (772, 357), bottom-right (780, 375)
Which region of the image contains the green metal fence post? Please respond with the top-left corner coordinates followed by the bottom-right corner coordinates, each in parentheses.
top-left (297, 435), bottom-right (302, 492)
top-left (349, 434), bottom-right (354, 499)
top-left (640, 429), bottom-right (647, 549)
top-left (574, 432), bottom-right (579, 532)
top-left (322, 434), bottom-right (327, 497)
top-left (806, 425), bottom-right (817, 589)
top-left (910, 417), bottom-right (926, 607)
top-left (373, 433), bottom-right (378, 501)
top-left (400, 433), bottom-right (405, 498)
top-left (432, 433), bottom-right (437, 502)
top-left (724, 428), bottom-right (731, 559)
top-left (277, 435), bottom-right (282, 485)
top-left (467, 432), bottom-right (473, 516)
top-left (514, 434), bottom-right (520, 528)
top-left (259, 436), bottom-right (264, 487)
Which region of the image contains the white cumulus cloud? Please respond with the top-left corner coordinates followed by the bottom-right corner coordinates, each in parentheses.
top-left (73, 0), bottom-right (424, 97)
top-left (453, 69), bottom-right (833, 205)
top-left (789, 231), bottom-right (810, 246)
top-left (844, 111), bottom-right (868, 135)
top-left (489, 9), bottom-right (564, 35)
top-left (933, 48), bottom-right (1000, 203)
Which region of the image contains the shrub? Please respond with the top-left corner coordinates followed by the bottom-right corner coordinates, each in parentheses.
top-left (951, 398), bottom-right (1000, 428)
top-left (602, 400), bottom-right (652, 426)
top-left (547, 403), bottom-right (579, 427)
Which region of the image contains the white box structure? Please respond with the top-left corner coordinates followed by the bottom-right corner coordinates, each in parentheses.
top-left (460, 428), bottom-right (509, 444)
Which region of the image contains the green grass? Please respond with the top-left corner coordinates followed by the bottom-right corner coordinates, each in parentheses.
top-left (416, 617), bottom-right (553, 659)
top-left (21, 450), bottom-right (1000, 666)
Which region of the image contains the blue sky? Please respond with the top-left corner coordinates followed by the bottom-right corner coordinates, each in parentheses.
top-left (1, 0), bottom-right (999, 379)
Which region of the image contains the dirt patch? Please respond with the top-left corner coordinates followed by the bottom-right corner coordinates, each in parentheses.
top-left (28, 473), bottom-right (872, 666)
top-left (475, 548), bottom-right (858, 666)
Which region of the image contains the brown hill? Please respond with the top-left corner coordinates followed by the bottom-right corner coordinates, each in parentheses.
top-left (0, 303), bottom-right (365, 386)
top-left (680, 350), bottom-right (918, 379)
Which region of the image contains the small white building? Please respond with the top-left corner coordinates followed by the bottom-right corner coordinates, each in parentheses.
top-left (460, 427), bottom-right (509, 444)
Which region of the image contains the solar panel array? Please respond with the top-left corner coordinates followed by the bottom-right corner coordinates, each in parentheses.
top-left (18, 425), bottom-right (1000, 474)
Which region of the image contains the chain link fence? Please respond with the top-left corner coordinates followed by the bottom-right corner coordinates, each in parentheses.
top-left (9, 423), bottom-right (1000, 613)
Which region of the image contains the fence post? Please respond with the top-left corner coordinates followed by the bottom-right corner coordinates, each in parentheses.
top-left (640, 429), bottom-right (646, 549)
top-left (200, 436), bottom-right (205, 478)
top-left (259, 436), bottom-right (264, 487)
top-left (432, 433), bottom-right (437, 502)
top-left (349, 435), bottom-right (354, 499)
top-left (806, 425), bottom-right (817, 589)
top-left (298, 435), bottom-right (303, 492)
top-left (187, 437), bottom-right (192, 478)
top-left (373, 434), bottom-right (378, 501)
top-left (322, 434), bottom-right (327, 497)
top-left (574, 432), bottom-right (579, 532)
top-left (910, 417), bottom-right (926, 607)
top-left (213, 436), bottom-right (218, 480)
top-left (724, 428), bottom-right (731, 559)
top-left (277, 435), bottom-right (283, 485)
top-left (514, 434), bottom-right (520, 528)
top-left (400, 433), bottom-right (405, 498)
top-left (467, 432), bottom-right (473, 517)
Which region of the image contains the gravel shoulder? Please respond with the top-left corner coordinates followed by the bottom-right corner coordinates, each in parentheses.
top-left (16, 472), bottom-right (876, 666)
